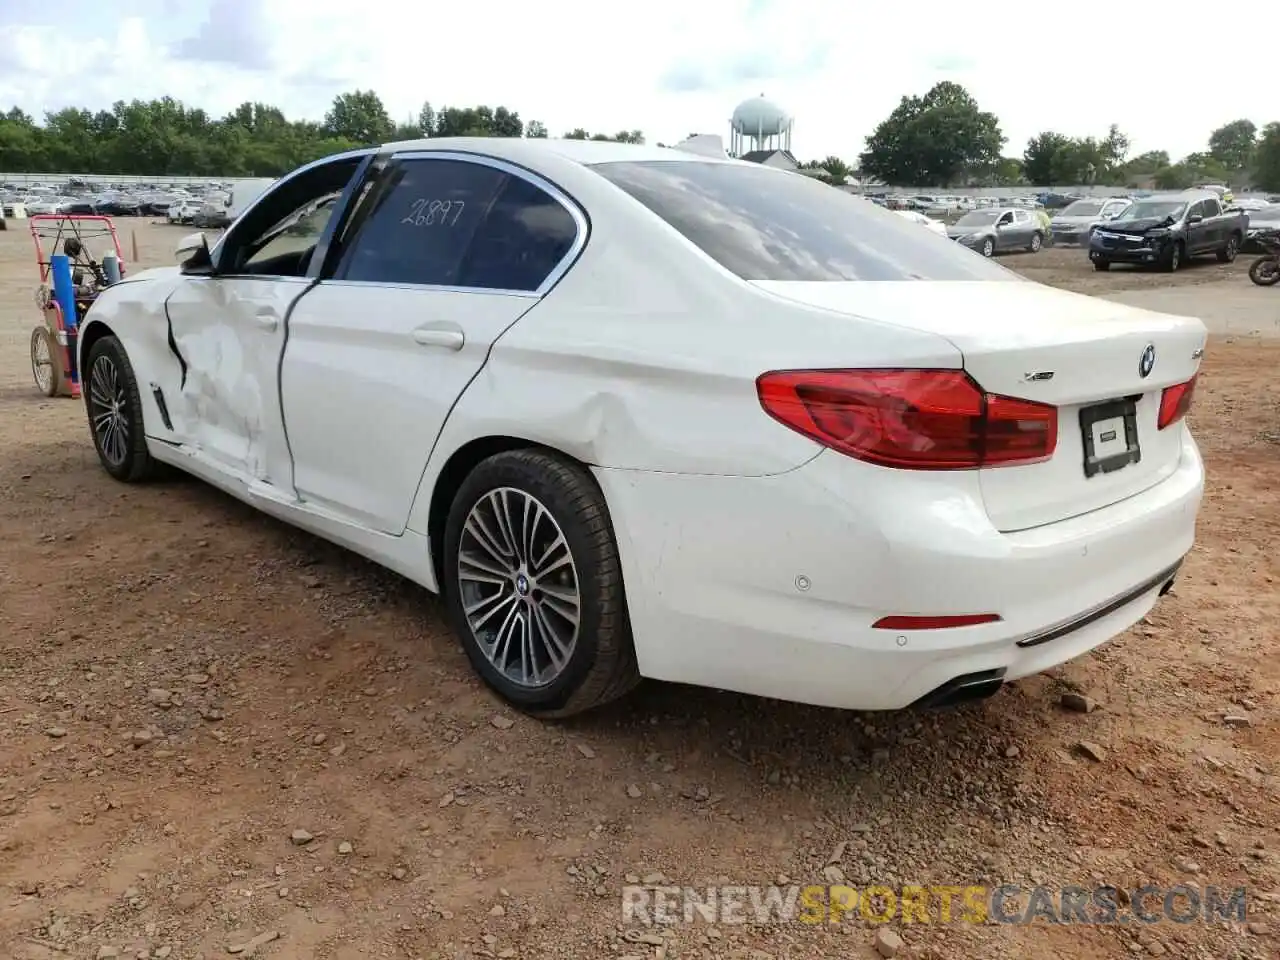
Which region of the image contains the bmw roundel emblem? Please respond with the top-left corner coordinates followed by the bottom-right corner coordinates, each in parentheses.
top-left (1139, 343), bottom-right (1156, 378)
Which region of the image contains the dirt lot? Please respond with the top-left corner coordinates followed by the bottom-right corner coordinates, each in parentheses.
top-left (1, 225), bottom-right (1278, 960)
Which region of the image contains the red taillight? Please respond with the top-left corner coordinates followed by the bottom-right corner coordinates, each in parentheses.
top-left (1157, 375), bottom-right (1197, 429)
top-left (756, 369), bottom-right (1057, 470)
top-left (872, 614), bottom-right (1002, 629)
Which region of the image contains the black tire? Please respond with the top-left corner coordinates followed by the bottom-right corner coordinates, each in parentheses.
top-left (1028, 232), bottom-right (1043, 253)
top-left (1164, 241), bottom-right (1184, 273)
top-left (1249, 256), bottom-right (1280, 286)
top-left (980, 237), bottom-right (995, 258)
top-left (442, 449), bottom-right (639, 718)
top-left (1217, 233), bottom-right (1240, 263)
top-left (1093, 260), bottom-right (1111, 272)
top-left (84, 334), bottom-right (156, 482)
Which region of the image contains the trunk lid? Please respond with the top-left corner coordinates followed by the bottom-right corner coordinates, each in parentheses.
top-left (751, 280), bottom-right (1207, 532)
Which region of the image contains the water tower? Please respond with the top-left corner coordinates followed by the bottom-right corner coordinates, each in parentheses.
top-left (729, 94), bottom-right (793, 155)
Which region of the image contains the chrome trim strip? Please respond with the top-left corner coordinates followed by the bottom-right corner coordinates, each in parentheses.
top-left (1015, 558), bottom-right (1184, 649)
top-left (317, 279), bottom-right (537, 299)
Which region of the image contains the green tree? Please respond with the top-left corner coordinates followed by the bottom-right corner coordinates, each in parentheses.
top-left (322, 90), bottom-right (392, 144)
top-left (525, 120), bottom-right (548, 138)
top-left (1207, 119), bottom-right (1257, 172)
top-left (859, 81), bottom-right (1004, 186)
top-left (1251, 122), bottom-right (1280, 192)
top-left (1022, 132), bottom-right (1075, 185)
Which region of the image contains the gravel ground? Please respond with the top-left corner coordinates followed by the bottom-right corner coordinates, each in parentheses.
top-left (1, 223), bottom-right (1278, 960)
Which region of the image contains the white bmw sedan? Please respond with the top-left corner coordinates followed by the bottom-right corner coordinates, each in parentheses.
top-left (77, 138), bottom-right (1205, 717)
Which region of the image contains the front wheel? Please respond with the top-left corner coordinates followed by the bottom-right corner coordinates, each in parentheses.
top-left (442, 450), bottom-right (640, 718)
top-left (1164, 242), bottom-right (1184, 273)
top-left (1093, 260), bottom-right (1111, 272)
top-left (980, 237), bottom-right (995, 257)
top-left (1217, 234), bottom-right (1240, 263)
top-left (84, 335), bottom-right (156, 482)
top-left (1249, 255), bottom-right (1280, 286)
top-left (1028, 232), bottom-right (1043, 253)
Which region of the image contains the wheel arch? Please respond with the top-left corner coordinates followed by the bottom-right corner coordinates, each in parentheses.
top-left (426, 435), bottom-right (598, 588)
top-left (78, 318), bottom-right (117, 374)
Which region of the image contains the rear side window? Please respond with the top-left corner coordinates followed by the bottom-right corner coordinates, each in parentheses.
top-left (457, 175), bottom-right (580, 291)
top-left (334, 159), bottom-right (505, 287)
top-left (590, 161), bottom-right (1018, 281)
top-left (333, 158), bottom-right (580, 292)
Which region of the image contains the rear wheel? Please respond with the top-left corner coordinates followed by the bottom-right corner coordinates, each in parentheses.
top-left (442, 449), bottom-right (640, 718)
top-left (84, 335), bottom-right (156, 482)
top-left (1093, 260), bottom-right (1111, 272)
top-left (1217, 233), bottom-right (1240, 263)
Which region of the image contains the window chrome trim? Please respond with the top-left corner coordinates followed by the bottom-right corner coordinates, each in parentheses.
top-left (356, 149), bottom-right (590, 298)
top-left (318, 279), bottom-right (538, 299)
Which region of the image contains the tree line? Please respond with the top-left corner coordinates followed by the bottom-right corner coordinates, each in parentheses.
top-left (0, 89), bottom-right (645, 178)
top-left (854, 81), bottom-right (1280, 192)
top-left (3, 83), bottom-right (1279, 192)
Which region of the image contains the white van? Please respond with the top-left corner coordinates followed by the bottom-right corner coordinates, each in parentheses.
top-left (226, 178), bottom-right (277, 221)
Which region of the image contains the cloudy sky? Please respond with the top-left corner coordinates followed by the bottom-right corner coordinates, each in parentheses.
top-left (0, 0), bottom-right (1270, 163)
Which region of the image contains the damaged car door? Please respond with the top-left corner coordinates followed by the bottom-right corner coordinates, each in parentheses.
top-left (163, 153), bottom-right (371, 490)
top-left (278, 151), bottom-right (586, 534)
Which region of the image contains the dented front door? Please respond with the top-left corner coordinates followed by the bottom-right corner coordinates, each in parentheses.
top-left (164, 275), bottom-right (306, 489)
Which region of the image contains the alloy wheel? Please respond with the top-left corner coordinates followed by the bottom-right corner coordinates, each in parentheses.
top-left (88, 354), bottom-right (130, 467)
top-left (456, 487), bottom-right (581, 689)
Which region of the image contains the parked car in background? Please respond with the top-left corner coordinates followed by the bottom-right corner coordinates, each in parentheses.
top-left (947, 207), bottom-right (1045, 257)
top-left (1244, 203), bottom-right (1280, 251)
top-left (894, 208), bottom-right (948, 237)
top-left (1050, 197), bottom-right (1132, 246)
top-left (72, 138), bottom-right (1204, 717)
top-left (1089, 190), bottom-right (1247, 272)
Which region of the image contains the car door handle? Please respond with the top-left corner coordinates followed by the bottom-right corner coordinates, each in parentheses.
top-left (413, 325), bottom-right (465, 351)
top-left (253, 313), bottom-right (278, 332)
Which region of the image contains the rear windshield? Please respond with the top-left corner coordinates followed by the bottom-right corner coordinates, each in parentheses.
top-left (589, 160), bottom-right (1019, 282)
top-left (1058, 200), bottom-right (1104, 217)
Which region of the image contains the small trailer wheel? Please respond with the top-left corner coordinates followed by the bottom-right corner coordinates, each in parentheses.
top-left (30, 326), bottom-right (65, 398)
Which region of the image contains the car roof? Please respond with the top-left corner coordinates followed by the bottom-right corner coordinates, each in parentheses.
top-left (379, 136), bottom-right (740, 168)
top-left (1171, 189), bottom-right (1220, 201)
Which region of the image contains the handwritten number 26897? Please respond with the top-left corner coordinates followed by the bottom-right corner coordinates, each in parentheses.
top-left (401, 199), bottom-right (466, 227)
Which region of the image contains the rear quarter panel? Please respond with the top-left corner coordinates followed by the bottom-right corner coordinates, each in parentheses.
top-left (403, 161), bottom-right (962, 533)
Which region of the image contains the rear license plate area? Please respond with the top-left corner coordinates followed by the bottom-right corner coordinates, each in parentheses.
top-left (1079, 398), bottom-right (1140, 478)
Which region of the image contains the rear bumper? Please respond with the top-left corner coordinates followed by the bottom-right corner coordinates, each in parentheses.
top-left (597, 431), bottom-right (1203, 711)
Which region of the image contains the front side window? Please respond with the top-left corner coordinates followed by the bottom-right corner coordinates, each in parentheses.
top-left (1202, 198), bottom-right (1221, 217)
top-left (590, 160), bottom-right (1018, 281)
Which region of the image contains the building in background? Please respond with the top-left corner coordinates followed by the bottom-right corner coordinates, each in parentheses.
top-left (729, 95), bottom-right (797, 170)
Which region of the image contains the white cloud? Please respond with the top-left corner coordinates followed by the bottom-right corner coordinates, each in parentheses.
top-left (0, 0), bottom-right (1274, 164)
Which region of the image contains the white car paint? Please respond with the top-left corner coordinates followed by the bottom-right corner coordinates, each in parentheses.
top-left (894, 209), bottom-right (948, 237)
top-left (77, 138), bottom-right (1205, 715)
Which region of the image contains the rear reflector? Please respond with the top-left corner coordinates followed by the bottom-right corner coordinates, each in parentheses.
top-left (873, 614), bottom-right (1002, 630)
top-left (1157, 375), bottom-right (1197, 429)
top-left (756, 369), bottom-right (1057, 470)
